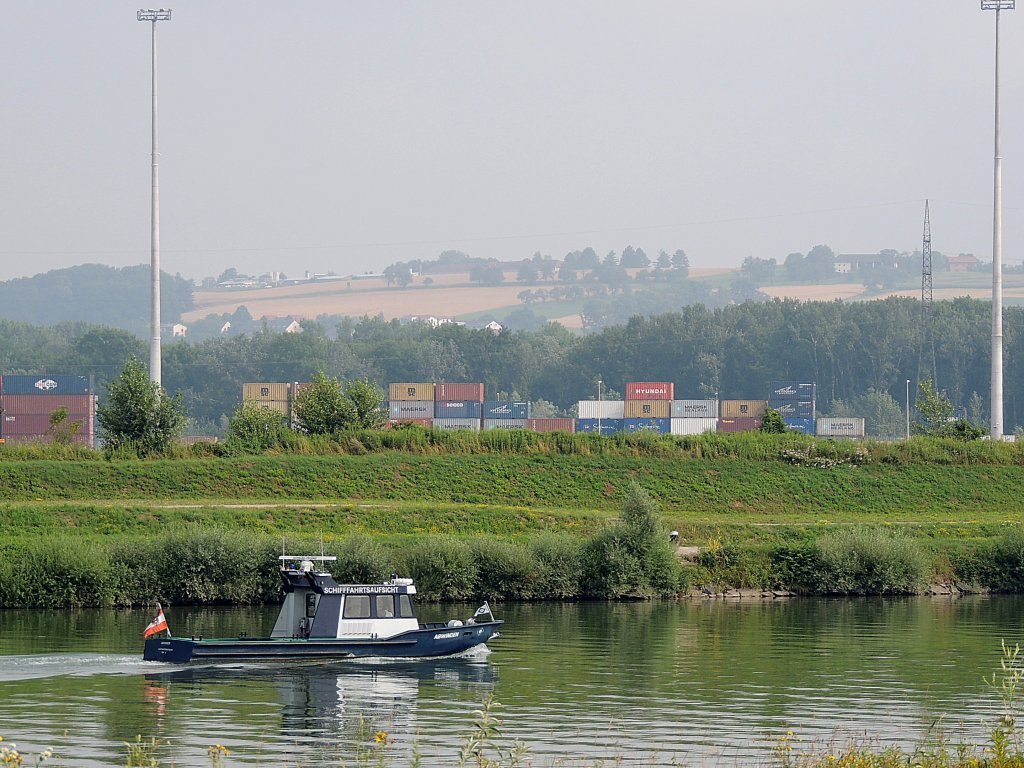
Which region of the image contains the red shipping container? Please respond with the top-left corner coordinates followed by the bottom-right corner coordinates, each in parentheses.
top-left (2, 432), bottom-right (92, 446)
top-left (3, 413), bottom-right (92, 434)
top-left (1, 394), bottom-right (96, 416)
top-left (434, 383), bottom-right (485, 402)
top-left (717, 417), bottom-right (763, 433)
top-left (387, 419), bottom-right (433, 428)
top-left (527, 418), bottom-right (575, 433)
top-left (625, 382), bottom-right (674, 400)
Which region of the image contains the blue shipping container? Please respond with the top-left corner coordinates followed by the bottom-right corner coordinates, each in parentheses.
top-left (769, 399), bottom-right (815, 418)
top-left (769, 381), bottom-right (816, 400)
top-left (783, 417), bottom-right (815, 435)
top-left (482, 401), bottom-right (531, 419)
top-left (624, 417), bottom-right (671, 434)
top-left (434, 401), bottom-right (483, 419)
top-left (576, 419), bottom-right (624, 435)
top-left (1, 374), bottom-right (92, 396)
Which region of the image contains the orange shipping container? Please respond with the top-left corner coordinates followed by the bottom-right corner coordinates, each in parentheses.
top-left (527, 418), bottom-right (576, 433)
top-left (434, 383), bottom-right (485, 402)
top-left (719, 400), bottom-right (767, 418)
top-left (623, 400), bottom-right (671, 419)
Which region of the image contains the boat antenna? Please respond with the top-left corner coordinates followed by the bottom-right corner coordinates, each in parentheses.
top-left (320, 530), bottom-right (325, 560)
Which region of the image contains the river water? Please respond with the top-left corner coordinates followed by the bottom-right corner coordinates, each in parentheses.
top-left (0, 597), bottom-right (1021, 767)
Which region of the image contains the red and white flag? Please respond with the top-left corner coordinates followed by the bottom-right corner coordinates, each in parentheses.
top-left (143, 608), bottom-right (169, 638)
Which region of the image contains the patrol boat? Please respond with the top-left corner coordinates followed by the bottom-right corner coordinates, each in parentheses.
top-left (143, 555), bottom-right (502, 663)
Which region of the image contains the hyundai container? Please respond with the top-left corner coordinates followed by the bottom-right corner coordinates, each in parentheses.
top-left (625, 382), bottom-right (674, 400)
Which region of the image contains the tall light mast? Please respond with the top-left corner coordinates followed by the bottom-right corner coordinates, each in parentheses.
top-left (138, 8), bottom-right (171, 387)
top-left (982, 0), bottom-right (1013, 439)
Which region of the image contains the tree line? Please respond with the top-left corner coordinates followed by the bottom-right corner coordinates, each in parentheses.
top-left (0, 296), bottom-right (1019, 435)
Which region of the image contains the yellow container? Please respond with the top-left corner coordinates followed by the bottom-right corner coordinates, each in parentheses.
top-left (720, 400), bottom-right (767, 418)
top-left (250, 400), bottom-right (290, 417)
top-left (243, 383), bottom-right (291, 402)
top-left (623, 399), bottom-right (670, 419)
top-left (389, 383), bottom-right (436, 401)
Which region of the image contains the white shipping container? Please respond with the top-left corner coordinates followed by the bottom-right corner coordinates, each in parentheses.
top-left (670, 418), bottom-right (718, 435)
top-left (815, 417), bottom-right (866, 438)
top-left (483, 419), bottom-right (528, 430)
top-left (671, 400), bottom-right (718, 419)
top-left (577, 400), bottom-right (625, 419)
top-left (389, 400), bottom-right (434, 419)
top-left (433, 418), bottom-right (481, 431)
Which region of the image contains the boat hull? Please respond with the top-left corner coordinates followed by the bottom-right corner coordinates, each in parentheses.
top-left (143, 620), bottom-right (503, 663)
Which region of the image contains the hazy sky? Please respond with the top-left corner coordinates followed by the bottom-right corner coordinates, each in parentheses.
top-left (2, 2), bottom-right (1022, 282)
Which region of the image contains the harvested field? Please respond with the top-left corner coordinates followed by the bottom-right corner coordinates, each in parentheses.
top-left (758, 283), bottom-right (865, 301)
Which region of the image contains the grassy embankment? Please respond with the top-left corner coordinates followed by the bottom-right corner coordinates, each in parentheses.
top-left (2, 431), bottom-right (1023, 606)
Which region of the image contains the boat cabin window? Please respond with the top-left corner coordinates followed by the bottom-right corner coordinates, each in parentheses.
top-left (305, 592), bottom-right (317, 618)
top-left (343, 595), bottom-right (371, 619)
top-left (375, 594), bottom-right (395, 618)
top-left (398, 594), bottom-right (416, 618)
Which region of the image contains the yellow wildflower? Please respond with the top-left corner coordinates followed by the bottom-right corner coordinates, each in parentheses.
top-left (374, 731), bottom-right (388, 744)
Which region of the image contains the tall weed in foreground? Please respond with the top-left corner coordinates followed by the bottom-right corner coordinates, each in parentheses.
top-left (811, 527), bottom-right (929, 595)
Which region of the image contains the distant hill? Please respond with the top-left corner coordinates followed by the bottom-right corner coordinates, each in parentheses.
top-left (0, 264), bottom-right (194, 335)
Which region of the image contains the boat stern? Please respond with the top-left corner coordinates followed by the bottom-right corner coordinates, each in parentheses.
top-left (144, 637), bottom-right (195, 663)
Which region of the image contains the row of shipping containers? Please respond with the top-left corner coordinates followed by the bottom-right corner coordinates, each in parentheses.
top-left (0, 375), bottom-right (97, 446)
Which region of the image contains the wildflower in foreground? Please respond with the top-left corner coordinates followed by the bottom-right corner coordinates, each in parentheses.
top-left (374, 731), bottom-right (389, 744)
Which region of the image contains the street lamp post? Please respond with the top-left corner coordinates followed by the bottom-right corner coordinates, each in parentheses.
top-left (597, 379), bottom-right (603, 436)
top-left (905, 379), bottom-right (911, 440)
top-left (982, 0), bottom-right (1013, 440)
top-left (138, 8), bottom-right (172, 387)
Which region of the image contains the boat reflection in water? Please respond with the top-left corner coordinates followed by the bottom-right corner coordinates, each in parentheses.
top-left (143, 655), bottom-right (497, 765)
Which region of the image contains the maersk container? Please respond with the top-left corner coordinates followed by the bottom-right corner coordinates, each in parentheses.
top-left (433, 418), bottom-right (480, 431)
top-left (1, 374), bottom-right (92, 396)
top-left (577, 400), bottom-right (625, 419)
top-left (434, 400), bottom-right (483, 419)
top-left (624, 417), bottom-right (671, 433)
top-left (389, 400), bottom-right (434, 419)
top-left (623, 399), bottom-right (671, 419)
top-left (576, 418), bottom-right (624, 435)
top-left (816, 417), bottom-right (866, 438)
top-left (625, 382), bottom-right (674, 401)
top-left (769, 400), bottom-right (815, 419)
top-left (783, 417), bottom-right (815, 435)
top-left (720, 400), bottom-right (767, 419)
top-left (483, 401), bottom-right (531, 420)
top-left (669, 417), bottom-right (717, 435)
top-left (717, 417), bottom-right (762, 432)
top-left (527, 418), bottom-right (575, 433)
top-left (434, 383), bottom-right (484, 402)
top-left (243, 383), bottom-right (290, 402)
top-left (769, 381), bottom-right (816, 400)
top-left (388, 383), bottom-right (435, 402)
top-left (387, 418), bottom-right (433, 428)
top-left (670, 400), bottom-right (718, 419)
top-left (483, 418), bottom-right (528, 430)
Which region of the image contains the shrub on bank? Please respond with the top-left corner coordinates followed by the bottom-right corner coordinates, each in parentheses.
top-left (400, 536), bottom-right (478, 601)
top-left (809, 527), bottom-right (929, 595)
top-left (528, 533), bottom-right (584, 599)
top-left (468, 538), bottom-right (538, 600)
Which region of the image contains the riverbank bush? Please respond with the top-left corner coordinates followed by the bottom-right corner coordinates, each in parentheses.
top-left (809, 527), bottom-right (930, 595)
